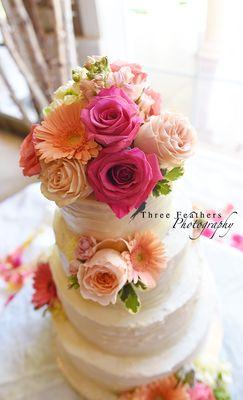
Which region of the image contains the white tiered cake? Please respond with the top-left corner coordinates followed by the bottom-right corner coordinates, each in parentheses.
top-left (19, 56), bottom-right (229, 400)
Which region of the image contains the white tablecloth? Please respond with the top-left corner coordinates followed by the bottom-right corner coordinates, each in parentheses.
top-left (0, 184), bottom-right (242, 400)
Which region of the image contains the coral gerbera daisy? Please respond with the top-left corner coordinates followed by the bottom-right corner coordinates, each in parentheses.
top-left (32, 262), bottom-right (58, 309)
top-left (35, 102), bottom-right (100, 163)
top-left (120, 376), bottom-right (189, 400)
top-left (126, 231), bottom-right (167, 288)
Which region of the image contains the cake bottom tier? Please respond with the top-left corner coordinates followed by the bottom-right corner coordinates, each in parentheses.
top-left (54, 315), bottom-right (222, 400)
top-left (51, 256), bottom-right (216, 400)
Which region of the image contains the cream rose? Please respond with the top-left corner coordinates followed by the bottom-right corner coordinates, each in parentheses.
top-left (40, 158), bottom-right (92, 207)
top-left (78, 249), bottom-right (128, 306)
top-left (134, 113), bottom-right (197, 168)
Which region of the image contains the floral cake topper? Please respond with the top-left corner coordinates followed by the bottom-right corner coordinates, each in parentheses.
top-left (19, 55), bottom-right (197, 218)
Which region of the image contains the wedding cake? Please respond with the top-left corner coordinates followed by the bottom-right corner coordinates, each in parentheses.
top-left (19, 56), bottom-right (230, 400)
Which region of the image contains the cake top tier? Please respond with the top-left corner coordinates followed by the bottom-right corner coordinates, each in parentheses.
top-left (19, 55), bottom-right (197, 220)
top-left (60, 191), bottom-right (173, 240)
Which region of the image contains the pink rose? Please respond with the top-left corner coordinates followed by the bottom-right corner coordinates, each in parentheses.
top-left (75, 235), bottom-right (97, 261)
top-left (69, 260), bottom-right (81, 276)
top-left (135, 113), bottom-right (197, 168)
top-left (108, 61), bottom-right (147, 100)
top-left (139, 88), bottom-right (162, 119)
top-left (188, 383), bottom-right (215, 400)
top-left (87, 148), bottom-right (162, 218)
top-left (19, 125), bottom-right (41, 177)
top-left (80, 86), bottom-right (142, 151)
top-left (77, 249), bottom-right (128, 306)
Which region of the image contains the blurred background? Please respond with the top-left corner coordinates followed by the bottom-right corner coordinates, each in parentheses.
top-left (0, 0), bottom-right (242, 218)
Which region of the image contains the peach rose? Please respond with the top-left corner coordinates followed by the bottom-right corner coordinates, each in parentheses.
top-left (135, 113), bottom-right (197, 168)
top-left (40, 158), bottom-right (92, 207)
top-left (78, 249), bottom-right (128, 306)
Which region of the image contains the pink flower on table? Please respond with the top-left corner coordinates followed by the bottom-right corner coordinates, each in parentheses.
top-left (120, 376), bottom-right (189, 400)
top-left (139, 88), bottom-right (162, 120)
top-left (77, 248), bottom-right (128, 306)
top-left (108, 61), bottom-right (147, 100)
top-left (135, 113), bottom-right (197, 168)
top-left (231, 234), bottom-right (243, 252)
top-left (19, 124), bottom-right (41, 177)
top-left (32, 262), bottom-right (57, 309)
top-left (202, 227), bottom-right (214, 238)
top-left (124, 231), bottom-right (167, 288)
top-left (75, 235), bottom-right (97, 261)
top-left (5, 246), bottom-right (25, 268)
top-left (0, 264), bottom-right (24, 289)
top-left (188, 383), bottom-right (215, 400)
top-left (80, 86), bottom-right (142, 151)
top-left (87, 147), bottom-right (162, 218)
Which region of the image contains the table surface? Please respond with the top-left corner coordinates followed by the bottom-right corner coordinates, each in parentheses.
top-left (0, 184), bottom-right (242, 400)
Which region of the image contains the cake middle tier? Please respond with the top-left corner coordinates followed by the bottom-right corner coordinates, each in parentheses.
top-left (50, 240), bottom-right (209, 357)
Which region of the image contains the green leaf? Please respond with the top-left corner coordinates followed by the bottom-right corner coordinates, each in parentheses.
top-left (43, 106), bottom-right (52, 116)
top-left (175, 368), bottom-right (195, 388)
top-left (153, 180), bottom-right (172, 197)
top-left (84, 56), bottom-right (109, 80)
top-left (134, 280), bottom-right (147, 290)
top-left (119, 283), bottom-right (141, 314)
top-left (213, 387), bottom-right (231, 400)
top-left (213, 372), bottom-right (231, 400)
top-left (68, 275), bottom-right (80, 289)
top-left (165, 166), bottom-right (184, 181)
top-left (184, 370), bottom-right (196, 387)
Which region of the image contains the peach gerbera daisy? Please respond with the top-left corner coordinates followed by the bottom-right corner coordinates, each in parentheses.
top-left (125, 231), bottom-right (167, 288)
top-left (120, 376), bottom-right (189, 400)
top-left (35, 102), bottom-right (100, 163)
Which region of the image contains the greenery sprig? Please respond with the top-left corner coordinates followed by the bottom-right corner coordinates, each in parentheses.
top-left (153, 166), bottom-right (184, 198)
top-left (68, 275), bottom-right (80, 289)
top-left (119, 279), bottom-right (147, 313)
top-left (213, 372), bottom-right (231, 400)
top-left (85, 56), bottom-right (109, 80)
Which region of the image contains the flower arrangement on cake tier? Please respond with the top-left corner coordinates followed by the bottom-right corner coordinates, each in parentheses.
top-left (66, 231), bottom-right (167, 313)
top-left (19, 55), bottom-right (197, 312)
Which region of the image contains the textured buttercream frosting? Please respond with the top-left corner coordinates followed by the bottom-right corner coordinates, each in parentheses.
top-left (51, 246), bottom-right (212, 393)
top-left (50, 187), bottom-right (213, 398)
top-left (53, 186), bottom-right (192, 268)
top-left (59, 191), bottom-right (173, 240)
top-left (51, 240), bottom-right (205, 356)
top-left (55, 301), bottom-right (220, 400)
